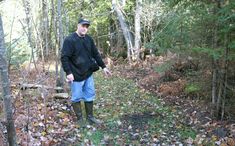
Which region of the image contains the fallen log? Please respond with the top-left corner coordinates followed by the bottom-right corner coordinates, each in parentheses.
top-left (52, 93), bottom-right (69, 99)
top-left (11, 83), bottom-right (64, 92)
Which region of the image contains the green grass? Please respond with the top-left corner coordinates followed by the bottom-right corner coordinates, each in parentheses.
top-left (178, 126), bottom-right (197, 140)
top-left (185, 83), bottom-right (201, 94)
top-left (74, 71), bottom-right (198, 145)
top-left (85, 130), bottom-right (103, 145)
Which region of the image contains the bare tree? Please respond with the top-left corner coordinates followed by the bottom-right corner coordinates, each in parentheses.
top-left (112, 0), bottom-right (134, 62)
top-left (0, 15), bottom-right (17, 146)
top-left (112, 0), bottom-right (143, 62)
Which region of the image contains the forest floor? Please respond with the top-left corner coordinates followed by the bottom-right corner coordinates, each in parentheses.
top-left (1, 55), bottom-right (235, 145)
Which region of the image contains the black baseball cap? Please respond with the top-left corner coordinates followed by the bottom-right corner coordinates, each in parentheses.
top-left (78, 19), bottom-right (90, 25)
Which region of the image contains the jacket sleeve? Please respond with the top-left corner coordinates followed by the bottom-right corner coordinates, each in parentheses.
top-left (61, 37), bottom-right (74, 75)
top-left (90, 37), bottom-right (106, 69)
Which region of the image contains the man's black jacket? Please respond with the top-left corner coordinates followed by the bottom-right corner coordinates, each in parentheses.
top-left (61, 32), bottom-right (106, 81)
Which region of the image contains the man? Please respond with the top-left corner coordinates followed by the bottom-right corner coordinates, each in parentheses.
top-left (61, 18), bottom-right (111, 126)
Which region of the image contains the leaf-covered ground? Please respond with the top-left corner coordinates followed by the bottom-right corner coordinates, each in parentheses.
top-left (0, 59), bottom-right (234, 145)
top-left (6, 65), bottom-right (233, 146)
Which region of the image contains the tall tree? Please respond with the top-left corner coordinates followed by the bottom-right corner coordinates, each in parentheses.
top-left (56, 0), bottom-right (65, 88)
top-left (134, 0), bottom-right (142, 61)
top-left (0, 15), bottom-right (17, 146)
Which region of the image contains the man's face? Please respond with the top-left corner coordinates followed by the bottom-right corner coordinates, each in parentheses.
top-left (77, 24), bottom-right (89, 36)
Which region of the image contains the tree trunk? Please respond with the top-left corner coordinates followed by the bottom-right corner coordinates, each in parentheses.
top-left (212, 0), bottom-right (221, 118)
top-left (41, 0), bottom-right (49, 60)
top-left (0, 15), bottom-right (17, 146)
top-left (216, 75), bottom-right (223, 118)
top-left (49, 0), bottom-right (56, 55)
top-left (56, 0), bottom-right (65, 88)
top-left (134, 0), bottom-right (142, 61)
top-left (220, 33), bottom-right (229, 120)
top-left (108, 16), bottom-right (115, 55)
top-left (51, 0), bottom-right (60, 85)
top-left (211, 60), bottom-right (218, 105)
top-left (221, 53), bottom-right (228, 120)
top-left (112, 0), bottom-right (134, 62)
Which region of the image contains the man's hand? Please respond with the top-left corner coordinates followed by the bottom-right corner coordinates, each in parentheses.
top-left (103, 67), bottom-right (112, 77)
top-left (66, 74), bottom-right (74, 82)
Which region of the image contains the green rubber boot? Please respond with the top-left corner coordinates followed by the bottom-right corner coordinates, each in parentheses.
top-left (71, 102), bottom-right (85, 127)
top-left (85, 101), bottom-right (102, 125)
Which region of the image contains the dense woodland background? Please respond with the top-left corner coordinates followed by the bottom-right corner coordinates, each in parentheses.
top-left (0, 0), bottom-right (234, 145)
